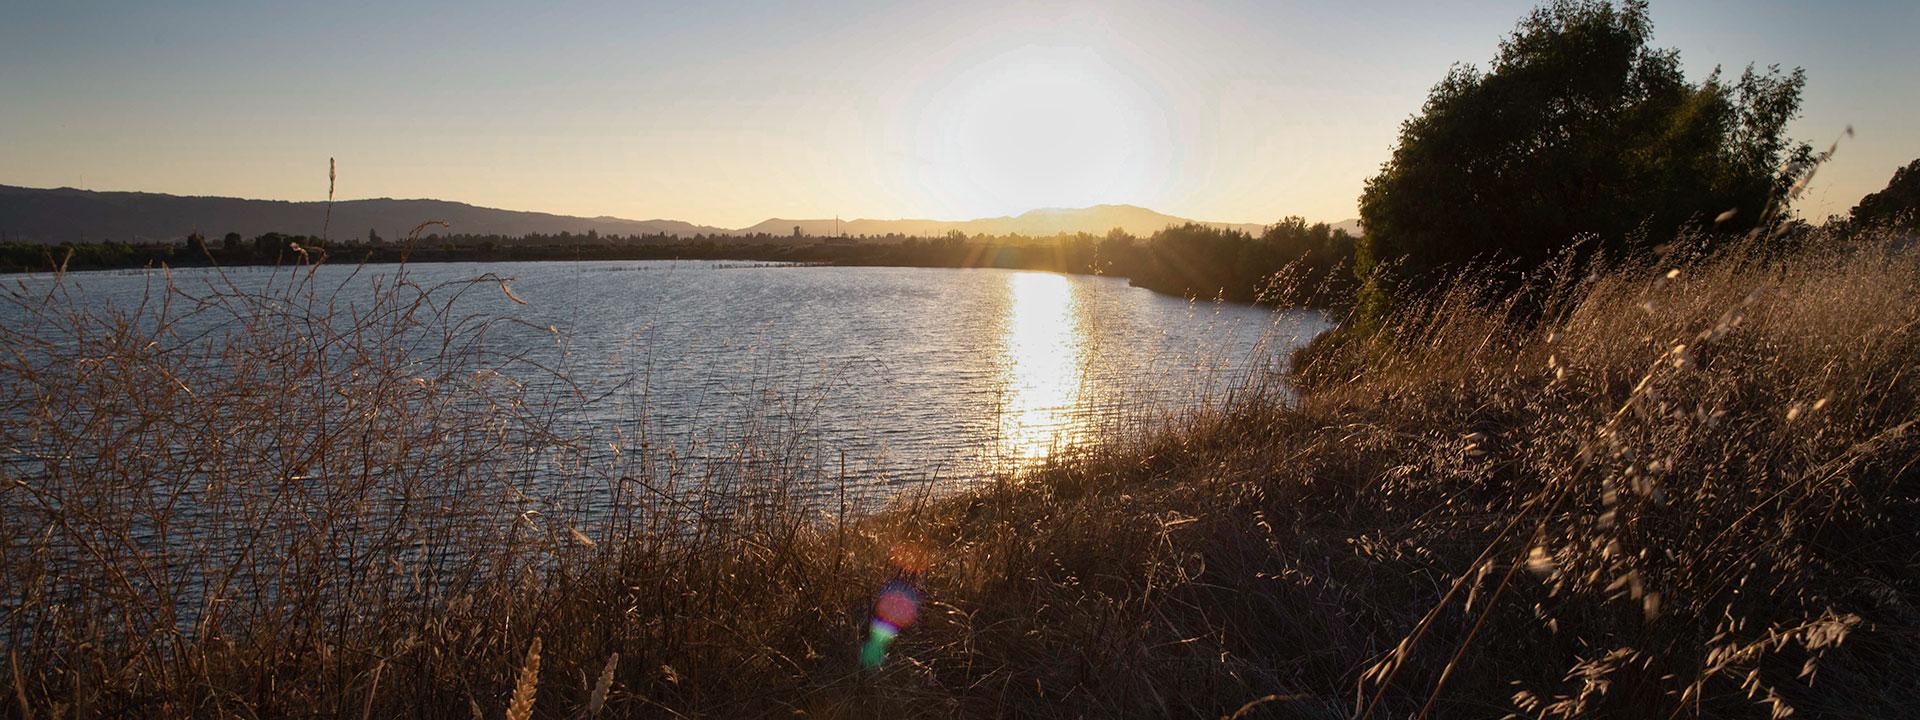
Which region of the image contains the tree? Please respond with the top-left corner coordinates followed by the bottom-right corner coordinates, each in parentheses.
top-left (1849, 159), bottom-right (1920, 232)
top-left (1358, 0), bottom-right (1811, 285)
top-left (1119, 221), bottom-right (1357, 305)
top-left (223, 232), bottom-right (244, 253)
top-left (253, 232), bottom-right (288, 259)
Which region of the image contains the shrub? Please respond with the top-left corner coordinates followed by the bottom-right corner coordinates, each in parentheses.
top-left (1358, 0), bottom-right (1812, 286)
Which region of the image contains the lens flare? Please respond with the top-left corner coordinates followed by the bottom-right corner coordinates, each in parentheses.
top-left (875, 580), bottom-right (922, 624)
top-left (861, 544), bottom-right (930, 669)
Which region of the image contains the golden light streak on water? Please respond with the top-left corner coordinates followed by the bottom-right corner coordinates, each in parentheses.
top-left (998, 271), bottom-right (1084, 464)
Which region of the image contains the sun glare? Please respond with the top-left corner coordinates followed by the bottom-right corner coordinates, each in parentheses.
top-left (999, 271), bottom-right (1085, 463)
top-left (901, 45), bottom-right (1174, 219)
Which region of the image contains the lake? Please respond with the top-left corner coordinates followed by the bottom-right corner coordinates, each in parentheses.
top-left (2, 260), bottom-right (1330, 500)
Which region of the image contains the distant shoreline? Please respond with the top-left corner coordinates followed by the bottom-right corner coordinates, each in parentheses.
top-left (2, 232), bottom-right (1356, 308)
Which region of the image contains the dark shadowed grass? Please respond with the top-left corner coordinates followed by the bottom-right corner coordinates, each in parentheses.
top-left (3, 229), bottom-right (1917, 718)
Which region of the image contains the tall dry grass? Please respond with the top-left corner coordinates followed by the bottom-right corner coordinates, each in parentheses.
top-left (0, 256), bottom-right (890, 718)
top-left (2, 227), bottom-right (1916, 718)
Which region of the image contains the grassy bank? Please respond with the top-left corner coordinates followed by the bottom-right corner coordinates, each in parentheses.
top-left (3, 230), bottom-right (1916, 718)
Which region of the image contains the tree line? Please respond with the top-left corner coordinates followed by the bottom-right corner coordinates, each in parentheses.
top-left (0, 221), bottom-right (1358, 306)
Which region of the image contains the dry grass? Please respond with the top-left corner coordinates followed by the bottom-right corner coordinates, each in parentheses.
top-left (2, 228), bottom-right (1916, 718)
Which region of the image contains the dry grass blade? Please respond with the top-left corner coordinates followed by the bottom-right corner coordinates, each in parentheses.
top-left (9, 650), bottom-right (30, 720)
top-left (361, 659), bottom-right (385, 720)
top-left (1222, 693), bottom-right (1309, 719)
top-left (507, 637), bottom-right (541, 720)
top-left (587, 653), bottom-right (617, 717)
top-left (498, 278), bottom-right (528, 305)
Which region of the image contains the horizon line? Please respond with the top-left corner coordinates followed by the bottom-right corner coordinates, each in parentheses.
top-left (1, 181), bottom-right (1356, 232)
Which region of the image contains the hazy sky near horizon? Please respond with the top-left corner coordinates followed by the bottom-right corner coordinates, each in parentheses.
top-left (2, 1), bottom-right (1915, 228)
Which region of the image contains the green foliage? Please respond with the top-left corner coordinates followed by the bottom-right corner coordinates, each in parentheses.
top-left (1359, 0), bottom-right (1811, 285)
top-left (252, 231), bottom-right (288, 258)
top-left (0, 241), bottom-right (180, 272)
top-left (1121, 219), bottom-right (1358, 305)
top-left (1849, 158), bottom-right (1920, 231)
top-left (1350, 233), bottom-right (1390, 335)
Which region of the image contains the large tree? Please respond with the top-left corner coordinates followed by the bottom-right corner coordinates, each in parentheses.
top-left (1849, 159), bottom-right (1920, 232)
top-left (1358, 0), bottom-right (1811, 283)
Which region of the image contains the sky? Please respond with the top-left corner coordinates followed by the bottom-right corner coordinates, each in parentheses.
top-left (1, 1), bottom-right (1915, 229)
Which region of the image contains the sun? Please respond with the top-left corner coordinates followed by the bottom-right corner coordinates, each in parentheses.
top-left (899, 45), bottom-right (1174, 218)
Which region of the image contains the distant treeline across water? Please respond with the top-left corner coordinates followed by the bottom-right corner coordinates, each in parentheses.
top-left (0, 218), bottom-right (1359, 306)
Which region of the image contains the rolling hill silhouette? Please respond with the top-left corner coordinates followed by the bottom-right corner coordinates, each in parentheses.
top-left (0, 185), bottom-right (1357, 243)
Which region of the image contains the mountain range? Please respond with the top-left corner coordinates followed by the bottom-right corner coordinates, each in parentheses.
top-left (0, 184), bottom-right (1358, 244)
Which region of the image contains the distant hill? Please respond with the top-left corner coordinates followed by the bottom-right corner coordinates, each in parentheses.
top-left (0, 186), bottom-right (729, 244)
top-left (740, 205), bottom-right (1276, 238)
top-left (0, 185), bottom-right (1357, 243)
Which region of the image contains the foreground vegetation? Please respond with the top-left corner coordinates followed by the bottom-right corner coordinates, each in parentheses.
top-left (3, 223), bottom-right (1914, 718)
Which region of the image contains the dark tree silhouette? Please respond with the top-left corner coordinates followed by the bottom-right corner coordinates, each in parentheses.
top-left (1850, 159), bottom-right (1920, 232)
top-left (1359, 0), bottom-right (1811, 286)
top-left (1123, 220), bottom-right (1356, 305)
top-left (252, 232), bottom-right (288, 259)
top-left (4, 224), bottom-right (1354, 307)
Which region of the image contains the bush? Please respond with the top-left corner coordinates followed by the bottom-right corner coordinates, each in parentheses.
top-left (1849, 158), bottom-right (1920, 232)
top-left (1358, 0), bottom-right (1812, 286)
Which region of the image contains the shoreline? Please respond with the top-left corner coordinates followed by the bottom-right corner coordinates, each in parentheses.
top-left (1, 247), bottom-right (1346, 310)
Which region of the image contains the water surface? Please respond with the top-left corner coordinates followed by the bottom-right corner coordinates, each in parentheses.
top-left (5, 260), bottom-right (1330, 497)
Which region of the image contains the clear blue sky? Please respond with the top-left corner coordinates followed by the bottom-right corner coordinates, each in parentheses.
top-left (1, 1), bottom-right (1913, 227)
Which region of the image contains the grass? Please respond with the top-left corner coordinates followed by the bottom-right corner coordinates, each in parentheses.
top-left (2, 227), bottom-right (1916, 718)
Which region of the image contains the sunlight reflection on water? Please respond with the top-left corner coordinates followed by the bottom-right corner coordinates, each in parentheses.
top-left (999, 271), bottom-right (1084, 463)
